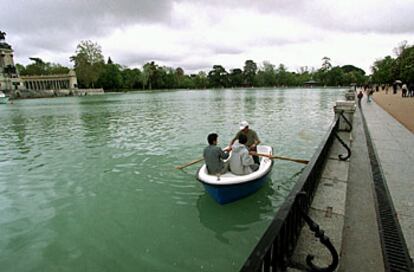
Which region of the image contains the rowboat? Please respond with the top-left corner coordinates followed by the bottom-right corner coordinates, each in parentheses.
top-left (197, 145), bottom-right (273, 204)
top-left (0, 91), bottom-right (9, 104)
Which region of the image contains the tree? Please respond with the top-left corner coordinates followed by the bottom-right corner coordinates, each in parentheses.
top-left (121, 68), bottom-right (142, 89)
top-left (229, 68), bottom-right (243, 87)
top-left (141, 61), bottom-right (157, 90)
top-left (371, 56), bottom-right (395, 84)
top-left (193, 71), bottom-right (208, 89)
top-left (97, 62), bottom-right (123, 90)
top-left (275, 64), bottom-right (293, 86)
top-left (325, 66), bottom-right (345, 86)
top-left (340, 65), bottom-right (365, 75)
top-left (15, 63), bottom-right (26, 75)
top-left (207, 65), bottom-right (228, 88)
top-left (70, 40), bottom-right (105, 88)
top-left (243, 60), bottom-right (257, 86)
top-left (175, 67), bottom-right (185, 88)
top-left (321, 56), bottom-right (332, 71)
top-left (259, 61), bottom-right (276, 87)
top-left (397, 44), bottom-right (414, 83)
top-left (18, 58), bottom-right (70, 76)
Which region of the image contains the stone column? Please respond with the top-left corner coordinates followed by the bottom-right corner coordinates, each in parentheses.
top-left (334, 100), bottom-right (356, 131)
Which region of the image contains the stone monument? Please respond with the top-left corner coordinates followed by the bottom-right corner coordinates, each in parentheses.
top-left (0, 30), bottom-right (24, 92)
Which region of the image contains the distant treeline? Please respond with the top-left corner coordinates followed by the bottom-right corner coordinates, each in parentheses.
top-left (16, 40), bottom-right (414, 91)
top-left (371, 41), bottom-right (414, 85)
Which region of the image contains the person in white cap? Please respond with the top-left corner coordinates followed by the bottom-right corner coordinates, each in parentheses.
top-left (230, 121), bottom-right (261, 164)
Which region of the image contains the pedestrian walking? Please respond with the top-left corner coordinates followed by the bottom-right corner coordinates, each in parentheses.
top-left (357, 90), bottom-right (363, 107)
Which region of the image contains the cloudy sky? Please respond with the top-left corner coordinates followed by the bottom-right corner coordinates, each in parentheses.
top-left (2, 0), bottom-right (414, 74)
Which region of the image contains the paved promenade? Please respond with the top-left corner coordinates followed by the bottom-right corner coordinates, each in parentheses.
top-left (362, 97), bottom-right (414, 259)
top-left (339, 106), bottom-right (384, 272)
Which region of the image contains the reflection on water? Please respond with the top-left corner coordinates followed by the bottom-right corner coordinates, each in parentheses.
top-left (0, 88), bottom-right (345, 272)
top-left (197, 179), bottom-right (275, 244)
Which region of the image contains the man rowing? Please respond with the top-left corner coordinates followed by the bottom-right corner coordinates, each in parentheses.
top-left (230, 121), bottom-right (261, 164)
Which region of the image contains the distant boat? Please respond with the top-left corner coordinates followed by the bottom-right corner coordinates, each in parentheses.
top-left (0, 91), bottom-right (9, 104)
top-left (197, 145), bottom-right (273, 204)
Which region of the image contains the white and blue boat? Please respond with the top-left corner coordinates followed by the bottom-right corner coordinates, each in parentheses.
top-left (197, 145), bottom-right (273, 204)
top-left (0, 91), bottom-right (9, 104)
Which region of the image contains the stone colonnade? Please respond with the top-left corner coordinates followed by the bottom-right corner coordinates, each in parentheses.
top-left (23, 79), bottom-right (71, 90)
top-left (20, 70), bottom-right (78, 91)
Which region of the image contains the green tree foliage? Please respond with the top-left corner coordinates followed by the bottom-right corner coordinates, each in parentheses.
top-left (295, 67), bottom-right (313, 86)
top-left (243, 60), bottom-right (257, 86)
top-left (15, 63), bottom-right (26, 75)
top-left (275, 64), bottom-right (295, 86)
top-left (207, 65), bottom-right (228, 88)
top-left (398, 46), bottom-right (414, 83)
top-left (229, 68), bottom-right (243, 87)
top-left (370, 42), bottom-right (414, 84)
top-left (371, 56), bottom-right (395, 84)
top-left (341, 65), bottom-right (365, 75)
top-left (97, 62), bottom-right (123, 90)
top-left (121, 68), bottom-right (142, 89)
top-left (18, 58), bottom-right (70, 76)
top-left (255, 62), bottom-right (276, 87)
top-left (193, 71), bottom-right (208, 89)
top-left (141, 61), bottom-right (157, 90)
top-left (70, 40), bottom-right (105, 88)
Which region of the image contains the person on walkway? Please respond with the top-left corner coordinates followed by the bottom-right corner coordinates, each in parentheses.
top-left (409, 82), bottom-right (414, 97)
top-left (402, 84), bottom-right (408, 97)
top-left (230, 121), bottom-right (261, 164)
top-left (367, 89), bottom-right (374, 103)
top-left (229, 134), bottom-right (259, 175)
top-left (203, 133), bottom-right (230, 175)
top-left (357, 90), bottom-right (363, 107)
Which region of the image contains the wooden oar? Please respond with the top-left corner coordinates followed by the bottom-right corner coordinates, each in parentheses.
top-left (256, 153), bottom-right (309, 164)
top-left (176, 158), bottom-right (204, 170)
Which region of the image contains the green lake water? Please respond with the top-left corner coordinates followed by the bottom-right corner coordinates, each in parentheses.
top-left (0, 88), bottom-right (345, 272)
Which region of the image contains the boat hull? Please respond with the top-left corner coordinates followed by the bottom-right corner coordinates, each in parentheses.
top-left (0, 97), bottom-right (9, 104)
top-left (202, 173), bottom-right (271, 204)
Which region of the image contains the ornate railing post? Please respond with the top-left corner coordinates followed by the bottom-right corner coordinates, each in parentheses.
top-left (334, 132), bottom-right (351, 161)
top-left (333, 100), bottom-right (355, 132)
top-left (297, 192), bottom-right (339, 272)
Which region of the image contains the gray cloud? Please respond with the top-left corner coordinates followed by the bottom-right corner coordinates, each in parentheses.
top-left (115, 51), bottom-right (185, 67)
top-left (187, 0), bottom-right (414, 34)
top-left (210, 45), bottom-right (245, 55)
top-left (1, 0), bottom-right (175, 60)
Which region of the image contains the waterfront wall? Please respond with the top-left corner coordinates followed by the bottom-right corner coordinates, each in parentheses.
top-left (6, 88), bottom-right (104, 99)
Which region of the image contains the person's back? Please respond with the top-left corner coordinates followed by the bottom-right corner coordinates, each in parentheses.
top-left (203, 133), bottom-right (229, 175)
top-left (229, 135), bottom-right (259, 175)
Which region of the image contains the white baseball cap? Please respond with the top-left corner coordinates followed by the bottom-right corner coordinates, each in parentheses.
top-left (239, 120), bottom-right (249, 130)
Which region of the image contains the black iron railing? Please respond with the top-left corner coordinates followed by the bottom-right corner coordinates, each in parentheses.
top-left (241, 115), bottom-right (345, 272)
